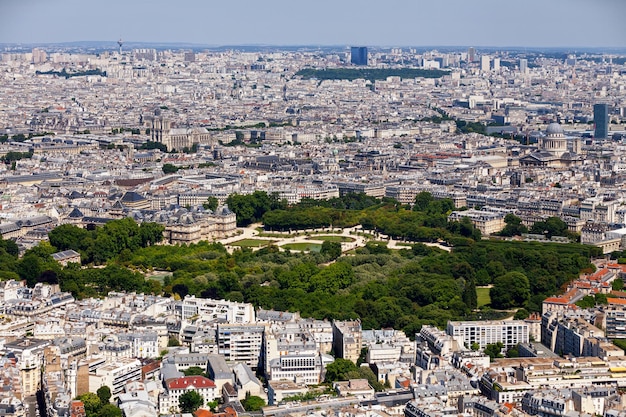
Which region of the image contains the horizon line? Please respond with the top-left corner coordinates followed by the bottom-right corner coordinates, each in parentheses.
top-left (1, 41), bottom-right (626, 51)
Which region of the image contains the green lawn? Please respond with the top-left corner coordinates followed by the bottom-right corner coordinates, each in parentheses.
top-left (281, 242), bottom-right (322, 252)
top-left (145, 270), bottom-right (172, 283)
top-left (306, 235), bottom-right (354, 243)
top-left (476, 287), bottom-right (491, 308)
top-left (230, 239), bottom-right (276, 248)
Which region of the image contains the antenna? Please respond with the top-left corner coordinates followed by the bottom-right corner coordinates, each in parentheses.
top-left (117, 38), bottom-right (123, 55)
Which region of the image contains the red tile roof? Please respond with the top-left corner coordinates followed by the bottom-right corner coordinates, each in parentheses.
top-left (544, 297), bottom-right (568, 304)
top-left (167, 376), bottom-right (216, 390)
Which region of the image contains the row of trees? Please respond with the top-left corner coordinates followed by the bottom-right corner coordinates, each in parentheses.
top-left (49, 218), bottom-right (164, 265)
top-left (0, 151), bottom-right (33, 164)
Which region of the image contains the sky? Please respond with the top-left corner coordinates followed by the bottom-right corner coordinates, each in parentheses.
top-left (0, 0), bottom-right (625, 48)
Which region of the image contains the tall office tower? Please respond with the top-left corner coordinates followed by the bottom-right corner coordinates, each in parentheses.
top-left (31, 48), bottom-right (47, 64)
top-left (594, 103), bottom-right (609, 139)
top-left (492, 57), bottom-right (500, 72)
top-left (468, 47), bottom-right (476, 62)
top-left (350, 47), bottom-right (368, 66)
top-left (519, 58), bottom-right (528, 73)
top-left (481, 55), bottom-right (490, 72)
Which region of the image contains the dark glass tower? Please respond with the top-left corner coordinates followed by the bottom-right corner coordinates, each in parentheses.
top-left (594, 103), bottom-right (609, 139)
top-left (350, 47), bottom-right (368, 66)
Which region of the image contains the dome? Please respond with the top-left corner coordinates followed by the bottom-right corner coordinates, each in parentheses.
top-left (546, 123), bottom-right (564, 136)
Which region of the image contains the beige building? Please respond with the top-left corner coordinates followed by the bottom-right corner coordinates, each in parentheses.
top-left (332, 320), bottom-right (362, 363)
top-left (145, 110), bottom-right (215, 151)
top-left (448, 209), bottom-right (505, 235)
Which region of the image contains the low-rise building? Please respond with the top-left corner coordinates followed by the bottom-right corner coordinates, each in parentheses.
top-left (159, 376), bottom-right (217, 414)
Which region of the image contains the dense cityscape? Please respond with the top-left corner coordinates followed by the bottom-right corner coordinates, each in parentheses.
top-left (1, 26), bottom-right (626, 417)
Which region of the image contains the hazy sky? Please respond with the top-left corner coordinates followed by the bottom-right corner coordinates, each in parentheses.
top-left (1, 0), bottom-right (624, 48)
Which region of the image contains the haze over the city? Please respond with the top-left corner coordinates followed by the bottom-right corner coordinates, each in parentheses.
top-left (1, 0), bottom-right (625, 48)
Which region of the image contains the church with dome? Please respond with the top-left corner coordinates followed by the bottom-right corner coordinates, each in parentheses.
top-left (519, 123), bottom-right (582, 168)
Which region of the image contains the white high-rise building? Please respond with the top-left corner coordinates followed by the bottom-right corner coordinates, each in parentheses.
top-left (520, 58), bottom-right (528, 74)
top-left (493, 57), bottom-right (500, 72)
top-left (481, 55), bottom-right (490, 72)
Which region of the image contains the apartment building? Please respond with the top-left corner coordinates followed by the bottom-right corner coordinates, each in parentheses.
top-left (89, 358), bottom-right (142, 400)
top-left (447, 320), bottom-right (529, 350)
top-left (332, 320), bottom-right (362, 363)
top-left (180, 295), bottom-right (255, 323)
top-left (217, 324), bottom-right (266, 368)
top-left (160, 376), bottom-right (217, 414)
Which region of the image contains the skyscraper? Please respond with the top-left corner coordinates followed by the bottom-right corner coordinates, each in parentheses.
top-left (492, 57), bottom-right (500, 72)
top-left (481, 55), bottom-right (490, 72)
top-left (519, 58), bottom-right (528, 74)
top-left (350, 47), bottom-right (368, 66)
top-left (468, 47), bottom-right (476, 63)
top-left (594, 103), bottom-right (609, 139)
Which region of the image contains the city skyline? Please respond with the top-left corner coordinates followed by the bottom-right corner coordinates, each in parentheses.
top-left (1, 0), bottom-right (625, 48)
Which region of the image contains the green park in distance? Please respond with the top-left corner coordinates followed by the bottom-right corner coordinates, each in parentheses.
top-left (0, 191), bottom-right (608, 337)
top-left (295, 67), bottom-right (449, 82)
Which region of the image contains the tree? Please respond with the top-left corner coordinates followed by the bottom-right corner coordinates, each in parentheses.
top-left (413, 191), bottom-right (434, 212)
top-left (514, 308), bottom-right (530, 320)
top-left (506, 344), bottom-right (520, 358)
top-left (530, 216), bottom-right (569, 238)
top-left (320, 241), bottom-right (342, 260)
top-left (162, 163), bottom-right (179, 174)
top-left (76, 392), bottom-right (101, 417)
top-left (172, 283), bottom-right (189, 299)
top-left (242, 394), bottom-right (266, 411)
top-left (0, 237), bottom-right (19, 257)
top-left (96, 386), bottom-right (111, 404)
top-left (179, 390), bottom-right (203, 413)
top-left (499, 214), bottom-right (528, 237)
top-left (490, 272), bottom-right (530, 309)
top-left (49, 223), bottom-right (92, 253)
top-left (97, 404), bottom-right (122, 417)
top-left (226, 191), bottom-right (272, 226)
top-left (462, 277), bottom-right (477, 310)
top-left (182, 366), bottom-right (206, 377)
top-left (139, 222), bottom-right (165, 246)
top-left (484, 342), bottom-right (504, 361)
top-left (17, 254), bottom-right (44, 287)
top-left (325, 358), bottom-right (358, 382)
top-left (357, 347), bottom-right (368, 366)
top-left (203, 196), bottom-right (219, 211)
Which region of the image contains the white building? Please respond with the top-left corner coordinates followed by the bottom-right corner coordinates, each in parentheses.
top-left (447, 320), bottom-right (529, 350)
top-left (268, 353), bottom-right (333, 384)
top-left (160, 376), bottom-right (217, 414)
top-left (181, 296), bottom-right (255, 323)
top-left (217, 324), bottom-right (266, 368)
top-left (89, 358), bottom-right (142, 400)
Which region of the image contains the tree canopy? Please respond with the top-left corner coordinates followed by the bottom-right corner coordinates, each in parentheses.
top-left (490, 272), bottom-right (531, 309)
top-left (241, 394), bottom-right (266, 411)
top-left (96, 386), bottom-right (111, 404)
top-left (179, 391), bottom-right (203, 413)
